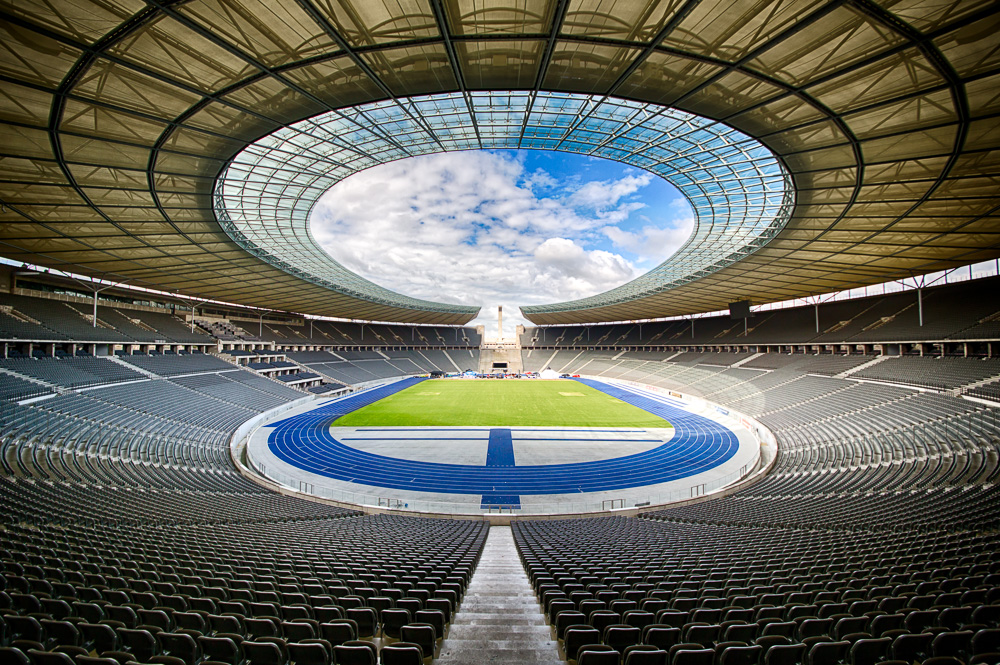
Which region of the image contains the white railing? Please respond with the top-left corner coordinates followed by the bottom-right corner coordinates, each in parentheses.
top-left (245, 447), bottom-right (762, 516)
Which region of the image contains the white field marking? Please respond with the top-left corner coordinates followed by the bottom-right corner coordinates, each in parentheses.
top-left (558, 392), bottom-right (585, 396)
top-left (416, 391), bottom-right (441, 395)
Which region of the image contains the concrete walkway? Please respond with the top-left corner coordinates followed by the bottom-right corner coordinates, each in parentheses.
top-left (436, 525), bottom-right (562, 664)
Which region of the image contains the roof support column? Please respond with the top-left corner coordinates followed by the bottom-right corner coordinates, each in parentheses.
top-left (66, 275), bottom-right (118, 328)
top-left (918, 287), bottom-right (923, 327)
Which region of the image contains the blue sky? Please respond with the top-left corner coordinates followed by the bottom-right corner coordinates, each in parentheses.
top-left (310, 149), bottom-right (693, 337)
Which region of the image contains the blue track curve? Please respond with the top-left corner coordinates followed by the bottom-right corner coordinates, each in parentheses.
top-left (266, 378), bottom-right (740, 495)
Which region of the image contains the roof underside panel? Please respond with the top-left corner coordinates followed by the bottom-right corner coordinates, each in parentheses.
top-left (0, 0), bottom-right (997, 324)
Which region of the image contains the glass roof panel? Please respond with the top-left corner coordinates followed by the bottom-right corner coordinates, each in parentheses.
top-left (214, 90), bottom-right (792, 319)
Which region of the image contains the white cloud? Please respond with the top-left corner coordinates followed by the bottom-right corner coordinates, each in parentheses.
top-left (310, 151), bottom-right (686, 337)
top-left (533, 238), bottom-right (634, 284)
top-left (523, 168), bottom-right (558, 190)
top-left (568, 173), bottom-right (653, 210)
top-left (601, 197), bottom-right (695, 268)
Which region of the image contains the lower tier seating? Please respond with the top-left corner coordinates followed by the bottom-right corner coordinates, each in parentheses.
top-left (1, 515), bottom-right (487, 664)
top-left (514, 517), bottom-right (1000, 665)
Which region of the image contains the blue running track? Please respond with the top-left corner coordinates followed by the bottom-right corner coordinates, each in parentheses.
top-left (265, 377), bottom-right (739, 502)
top-left (481, 428), bottom-right (519, 509)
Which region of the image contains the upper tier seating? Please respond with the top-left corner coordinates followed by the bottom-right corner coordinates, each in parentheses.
top-left (970, 379), bottom-right (1000, 402)
top-left (118, 353), bottom-right (234, 376)
top-left (853, 356), bottom-right (1000, 390)
top-left (0, 293), bottom-right (214, 344)
top-left (0, 357), bottom-right (144, 389)
top-left (260, 320), bottom-right (480, 347)
top-left (521, 276), bottom-right (1000, 348)
top-left (0, 295), bottom-right (130, 342)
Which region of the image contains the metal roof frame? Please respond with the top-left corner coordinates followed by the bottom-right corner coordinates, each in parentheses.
top-left (0, 0), bottom-right (996, 324)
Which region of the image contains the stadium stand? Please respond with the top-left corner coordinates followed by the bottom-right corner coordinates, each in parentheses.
top-left (221, 349), bottom-right (256, 359)
top-left (265, 320), bottom-right (482, 349)
top-left (0, 303), bottom-right (62, 341)
top-left (286, 351), bottom-right (341, 363)
top-left (851, 357), bottom-right (1000, 391)
top-left (970, 379), bottom-right (1000, 403)
top-left (1, 292), bottom-right (999, 664)
top-left (0, 295), bottom-right (130, 342)
top-left (126, 310), bottom-right (213, 345)
top-left (282, 349), bottom-right (452, 387)
top-left (0, 293), bottom-right (215, 346)
top-left (0, 357), bottom-right (144, 389)
top-left (418, 349), bottom-right (463, 373)
top-left (117, 353), bottom-right (236, 377)
top-left (0, 372), bottom-right (50, 402)
top-left (520, 276), bottom-right (1000, 350)
top-left (499, 341), bottom-right (1000, 664)
top-left (195, 318), bottom-right (260, 342)
top-left (0, 347), bottom-right (489, 665)
top-left (514, 517), bottom-right (1000, 664)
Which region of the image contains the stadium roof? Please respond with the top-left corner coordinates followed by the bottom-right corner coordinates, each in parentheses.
top-left (218, 91), bottom-right (792, 320)
top-left (1, 0), bottom-right (998, 325)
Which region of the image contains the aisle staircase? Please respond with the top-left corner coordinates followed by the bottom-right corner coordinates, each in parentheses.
top-left (436, 526), bottom-right (562, 665)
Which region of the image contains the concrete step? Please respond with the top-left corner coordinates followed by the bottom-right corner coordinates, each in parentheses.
top-left (436, 526), bottom-right (562, 665)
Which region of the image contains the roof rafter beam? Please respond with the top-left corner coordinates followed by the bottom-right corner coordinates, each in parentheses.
top-left (517, 0), bottom-right (571, 149)
top-left (293, 0), bottom-right (446, 151)
top-left (427, 0), bottom-right (482, 147)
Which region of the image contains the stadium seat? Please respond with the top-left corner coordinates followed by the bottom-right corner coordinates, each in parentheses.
top-left (719, 644), bottom-right (763, 665)
top-left (333, 642), bottom-right (377, 665)
top-left (577, 646), bottom-right (621, 664)
top-left (380, 642), bottom-right (424, 665)
top-left (762, 643), bottom-right (805, 665)
top-left (399, 623), bottom-right (435, 659)
top-left (286, 641), bottom-right (331, 665)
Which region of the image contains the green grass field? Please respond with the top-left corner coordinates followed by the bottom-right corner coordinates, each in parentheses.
top-left (332, 379), bottom-right (672, 428)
